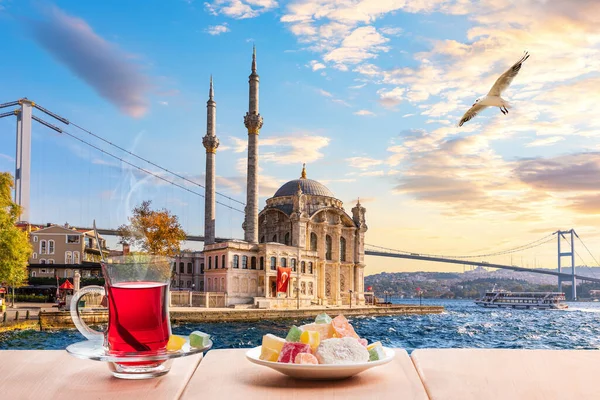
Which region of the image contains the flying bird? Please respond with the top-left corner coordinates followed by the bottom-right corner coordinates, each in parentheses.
top-left (458, 51), bottom-right (530, 127)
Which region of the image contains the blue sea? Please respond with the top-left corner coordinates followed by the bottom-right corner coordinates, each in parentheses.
top-left (2, 300), bottom-right (600, 352)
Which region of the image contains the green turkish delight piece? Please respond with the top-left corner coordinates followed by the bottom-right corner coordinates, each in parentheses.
top-left (190, 331), bottom-right (211, 348)
top-left (285, 325), bottom-right (303, 342)
top-left (315, 313), bottom-right (332, 324)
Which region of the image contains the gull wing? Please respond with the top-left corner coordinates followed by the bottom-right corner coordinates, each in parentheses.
top-left (458, 103), bottom-right (488, 127)
top-left (487, 51), bottom-right (530, 97)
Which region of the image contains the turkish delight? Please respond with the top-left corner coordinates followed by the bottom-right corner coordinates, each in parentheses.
top-left (189, 331), bottom-right (211, 348)
top-left (259, 334), bottom-right (286, 362)
top-left (315, 337), bottom-right (369, 364)
top-left (285, 325), bottom-right (303, 342)
top-left (299, 323), bottom-right (334, 339)
top-left (295, 352), bottom-right (319, 364)
top-left (367, 342), bottom-right (386, 362)
top-left (314, 313), bottom-right (332, 324)
top-left (331, 315), bottom-right (359, 338)
top-left (277, 342), bottom-right (312, 363)
top-left (300, 330), bottom-right (320, 351)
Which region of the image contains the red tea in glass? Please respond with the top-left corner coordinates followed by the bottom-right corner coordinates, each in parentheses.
top-left (106, 282), bottom-right (170, 353)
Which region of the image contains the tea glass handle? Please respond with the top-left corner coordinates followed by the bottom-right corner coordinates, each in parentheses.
top-left (70, 285), bottom-right (106, 341)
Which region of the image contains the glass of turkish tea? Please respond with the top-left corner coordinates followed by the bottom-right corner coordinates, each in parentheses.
top-left (70, 254), bottom-right (173, 379)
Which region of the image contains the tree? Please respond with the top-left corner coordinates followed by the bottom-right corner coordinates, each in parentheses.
top-left (118, 200), bottom-right (186, 256)
top-left (0, 173), bottom-right (32, 306)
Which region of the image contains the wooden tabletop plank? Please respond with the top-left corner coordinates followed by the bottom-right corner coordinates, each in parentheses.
top-left (181, 348), bottom-right (429, 400)
top-left (0, 350), bottom-right (202, 400)
top-left (412, 349), bottom-right (600, 400)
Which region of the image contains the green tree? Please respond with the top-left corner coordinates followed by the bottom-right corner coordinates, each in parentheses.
top-left (118, 200), bottom-right (186, 256)
top-left (0, 173), bottom-right (32, 306)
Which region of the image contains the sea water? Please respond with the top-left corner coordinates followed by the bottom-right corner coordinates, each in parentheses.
top-left (2, 300), bottom-right (600, 352)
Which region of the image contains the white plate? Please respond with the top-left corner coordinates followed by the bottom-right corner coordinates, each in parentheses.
top-left (245, 346), bottom-right (395, 380)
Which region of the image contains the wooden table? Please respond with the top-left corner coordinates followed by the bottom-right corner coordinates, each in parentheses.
top-left (0, 350), bottom-right (202, 400)
top-left (412, 349), bottom-right (600, 400)
top-left (180, 348), bottom-right (429, 400)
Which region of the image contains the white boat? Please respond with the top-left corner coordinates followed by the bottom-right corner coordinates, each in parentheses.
top-left (475, 289), bottom-right (567, 310)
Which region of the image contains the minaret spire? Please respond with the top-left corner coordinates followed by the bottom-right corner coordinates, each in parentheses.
top-left (203, 76), bottom-right (219, 245)
top-left (243, 45), bottom-right (264, 243)
top-left (301, 163), bottom-right (306, 179)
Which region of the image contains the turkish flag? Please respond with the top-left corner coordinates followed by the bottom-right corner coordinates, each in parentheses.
top-left (276, 267), bottom-right (292, 293)
top-left (367, 286), bottom-right (373, 291)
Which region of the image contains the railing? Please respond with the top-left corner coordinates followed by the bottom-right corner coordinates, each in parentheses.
top-left (170, 291), bottom-right (227, 308)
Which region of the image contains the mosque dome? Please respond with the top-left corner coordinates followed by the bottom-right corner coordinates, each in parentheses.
top-left (272, 165), bottom-right (335, 198)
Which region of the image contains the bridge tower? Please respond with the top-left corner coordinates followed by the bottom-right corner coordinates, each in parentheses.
top-left (0, 99), bottom-right (33, 223)
top-left (556, 229), bottom-right (577, 300)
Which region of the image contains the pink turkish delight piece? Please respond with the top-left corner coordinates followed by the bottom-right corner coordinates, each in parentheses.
top-left (277, 342), bottom-right (312, 363)
top-left (358, 338), bottom-right (368, 347)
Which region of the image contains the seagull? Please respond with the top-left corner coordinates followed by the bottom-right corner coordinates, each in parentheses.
top-left (458, 51), bottom-right (530, 127)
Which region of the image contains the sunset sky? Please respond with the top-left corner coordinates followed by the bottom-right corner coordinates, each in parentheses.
top-left (0, 0), bottom-right (599, 274)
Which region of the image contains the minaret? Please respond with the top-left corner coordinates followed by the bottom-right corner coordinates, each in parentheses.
top-left (203, 76), bottom-right (219, 245)
top-left (243, 45), bottom-right (263, 243)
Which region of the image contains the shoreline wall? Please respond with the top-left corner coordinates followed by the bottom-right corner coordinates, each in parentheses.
top-left (37, 305), bottom-right (443, 330)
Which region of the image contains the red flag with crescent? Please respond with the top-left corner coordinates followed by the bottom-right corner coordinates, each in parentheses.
top-left (276, 267), bottom-right (292, 293)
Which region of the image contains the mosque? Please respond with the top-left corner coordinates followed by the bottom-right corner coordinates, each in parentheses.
top-left (200, 48), bottom-right (368, 307)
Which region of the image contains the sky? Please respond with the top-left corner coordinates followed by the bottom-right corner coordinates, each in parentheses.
top-left (0, 0), bottom-right (599, 275)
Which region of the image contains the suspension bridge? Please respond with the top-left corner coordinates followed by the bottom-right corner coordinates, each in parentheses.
top-left (1, 98), bottom-right (599, 300)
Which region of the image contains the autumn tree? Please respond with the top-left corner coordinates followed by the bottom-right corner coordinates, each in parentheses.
top-left (0, 173), bottom-right (32, 306)
top-left (118, 200), bottom-right (186, 257)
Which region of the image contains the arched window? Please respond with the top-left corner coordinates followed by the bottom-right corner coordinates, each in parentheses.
top-left (291, 258), bottom-right (296, 272)
top-left (260, 236), bottom-right (265, 243)
top-left (40, 240), bottom-right (47, 255)
top-left (173, 262), bottom-right (177, 272)
top-left (233, 255), bottom-right (239, 268)
top-left (301, 261), bottom-right (306, 274)
top-left (310, 233), bottom-right (318, 251)
top-left (40, 259), bottom-right (46, 264)
top-left (187, 281), bottom-right (192, 288)
top-left (260, 257), bottom-right (264, 270)
top-left (326, 235), bottom-right (332, 260)
top-left (308, 262), bottom-right (313, 274)
top-left (187, 262), bottom-right (193, 273)
top-left (340, 237), bottom-right (347, 262)
top-left (32, 253), bottom-right (37, 259)
top-left (200, 280), bottom-right (205, 291)
top-left (284, 232), bottom-right (290, 246)
top-left (221, 277), bottom-right (225, 292)
top-left (251, 256), bottom-right (257, 270)
top-left (33, 236), bottom-right (38, 242)
top-left (208, 257), bottom-right (212, 270)
top-left (281, 258), bottom-right (287, 268)
top-left (270, 257), bottom-right (276, 270)
top-left (65, 251), bottom-right (72, 264)
top-left (48, 259), bottom-right (55, 264)
top-left (242, 256), bottom-right (248, 269)
top-left (308, 282), bottom-right (314, 295)
top-left (180, 262), bottom-right (185, 273)
top-left (222, 255), bottom-right (226, 269)
top-left (207, 279), bottom-right (212, 291)
top-left (48, 240), bottom-right (55, 254)
top-left (73, 251), bottom-right (80, 264)
top-left (200, 263), bottom-right (205, 274)
top-left (272, 235), bottom-right (277, 242)
top-left (214, 256), bottom-right (219, 269)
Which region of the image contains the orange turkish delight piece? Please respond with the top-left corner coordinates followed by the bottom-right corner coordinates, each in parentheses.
top-left (295, 352), bottom-right (319, 364)
top-left (331, 315), bottom-right (359, 338)
top-left (300, 323), bottom-right (334, 339)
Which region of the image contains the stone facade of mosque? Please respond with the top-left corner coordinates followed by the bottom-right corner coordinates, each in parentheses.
top-left (200, 49), bottom-right (367, 307)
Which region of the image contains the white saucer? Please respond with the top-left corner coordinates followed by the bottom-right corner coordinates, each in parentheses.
top-left (245, 346), bottom-right (395, 380)
top-left (66, 338), bottom-right (212, 363)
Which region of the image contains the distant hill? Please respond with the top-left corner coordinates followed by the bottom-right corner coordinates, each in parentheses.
top-left (364, 270), bottom-right (600, 300)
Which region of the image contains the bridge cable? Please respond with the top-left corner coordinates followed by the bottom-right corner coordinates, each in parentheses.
top-left (67, 120), bottom-right (246, 207)
top-left (58, 128), bottom-right (245, 214)
top-left (558, 235), bottom-right (588, 267)
top-left (576, 236), bottom-right (600, 268)
top-left (365, 233), bottom-right (555, 260)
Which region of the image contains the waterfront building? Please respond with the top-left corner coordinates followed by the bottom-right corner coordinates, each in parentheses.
top-left (25, 223), bottom-right (108, 279)
top-left (201, 49), bottom-right (368, 307)
top-left (171, 251), bottom-right (205, 291)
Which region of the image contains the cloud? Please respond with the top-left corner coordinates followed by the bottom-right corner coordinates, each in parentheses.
top-left (27, 6), bottom-right (151, 118)
top-left (316, 88), bottom-right (333, 98)
top-left (354, 109), bottom-right (375, 116)
top-left (568, 194), bottom-right (600, 214)
top-left (525, 136), bottom-right (565, 147)
top-left (205, 23), bottom-right (230, 35)
top-left (377, 87), bottom-right (405, 109)
top-left (229, 134), bottom-right (331, 165)
top-left (345, 156), bottom-right (383, 170)
top-left (323, 26), bottom-right (389, 66)
top-left (360, 170), bottom-right (385, 177)
top-left (307, 60), bottom-right (326, 71)
top-left (205, 0), bottom-right (278, 19)
top-left (515, 153), bottom-right (600, 192)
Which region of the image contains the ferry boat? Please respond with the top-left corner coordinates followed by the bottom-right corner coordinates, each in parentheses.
top-left (475, 289), bottom-right (568, 310)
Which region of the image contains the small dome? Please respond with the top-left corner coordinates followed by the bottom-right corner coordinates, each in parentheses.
top-left (273, 178), bottom-right (335, 198)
